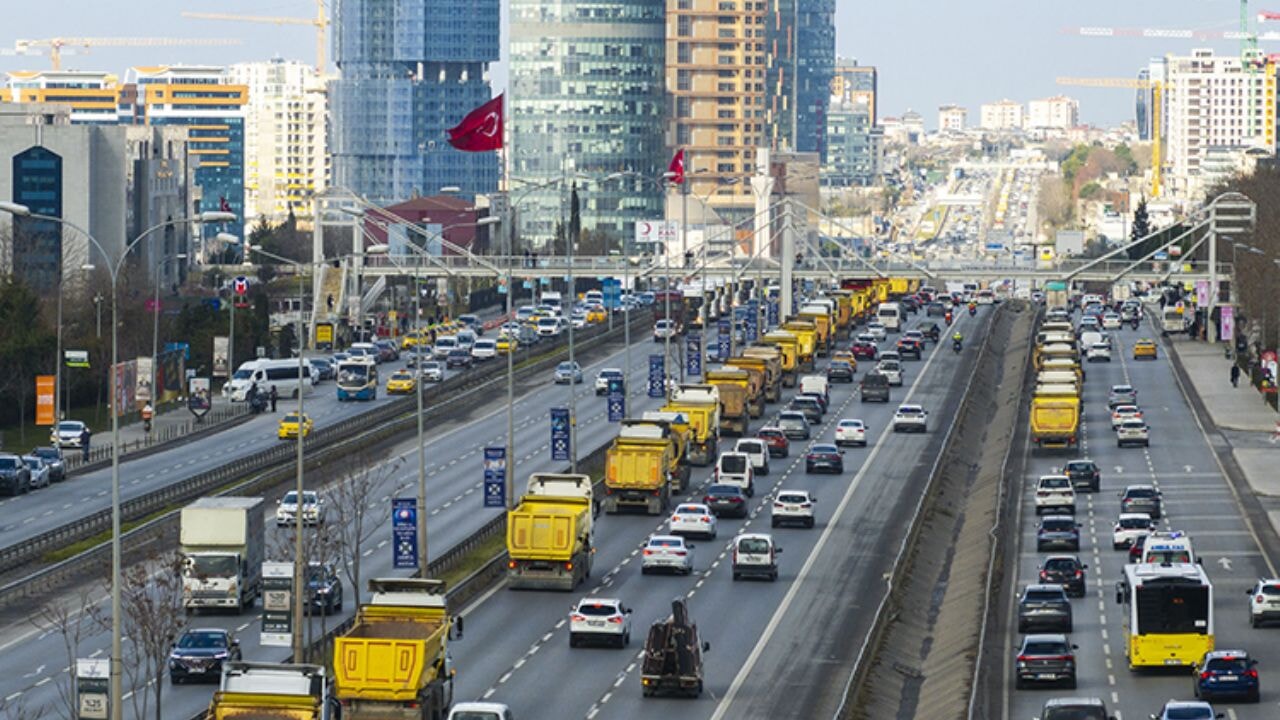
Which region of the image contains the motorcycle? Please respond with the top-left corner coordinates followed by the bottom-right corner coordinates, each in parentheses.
top-left (968, 305), bottom-right (977, 317)
top-left (1130, 318), bottom-right (1140, 330)
top-left (952, 338), bottom-right (963, 354)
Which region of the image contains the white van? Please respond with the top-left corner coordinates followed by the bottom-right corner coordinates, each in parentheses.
top-left (798, 375), bottom-right (830, 404)
top-left (222, 359), bottom-right (314, 401)
top-left (732, 533), bottom-right (781, 581)
top-left (876, 302), bottom-right (902, 332)
top-left (715, 452), bottom-right (755, 497)
top-left (540, 291), bottom-right (563, 313)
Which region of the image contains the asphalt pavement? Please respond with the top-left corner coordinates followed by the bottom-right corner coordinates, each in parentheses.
top-left (1002, 319), bottom-right (1280, 720)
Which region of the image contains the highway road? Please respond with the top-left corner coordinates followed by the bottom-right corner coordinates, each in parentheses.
top-left (447, 310), bottom-right (991, 719)
top-left (0, 324), bottom-right (714, 719)
top-left (1001, 315), bottom-right (1280, 719)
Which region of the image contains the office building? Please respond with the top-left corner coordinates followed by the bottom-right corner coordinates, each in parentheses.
top-left (794, 0), bottom-right (835, 157)
top-left (938, 104), bottom-right (967, 133)
top-left (1136, 68), bottom-right (1153, 142)
top-left (331, 0), bottom-right (500, 205)
top-left (979, 99), bottom-right (1025, 131)
top-left (124, 66), bottom-right (247, 242)
top-left (824, 98), bottom-right (881, 187)
top-left (229, 59), bottom-right (329, 226)
top-left (2, 70), bottom-right (121, 124)
top-left (1027, 95), bottom-right (1079, 130)
top-left (831, 57), bottom-right (877, 124)
top-left (510, 0), bottom-right (665, 248)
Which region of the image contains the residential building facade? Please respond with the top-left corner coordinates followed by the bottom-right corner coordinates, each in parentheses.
top-left (831, 57), bottom-right (876, 123)
top-left (823, 98), bottom-right (881, 186)
top-left (938, 104), bottom-right (967, 133)
top-left (979, 99), bottom-right (1025, 131)
top-left (1027, 95), bottom-right (1079, 130)
top-left (2, 70), bottom-right (120, 124)
top-left (330, 0), bottom-right (500, 205)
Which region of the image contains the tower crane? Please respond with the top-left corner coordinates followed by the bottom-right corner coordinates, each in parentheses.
top-left (181, 1), bottom-right (329, 73)
top-left (1055, 77), bottom-right (1164, 197)
top-left (7, 37), bottom-right (242, 71)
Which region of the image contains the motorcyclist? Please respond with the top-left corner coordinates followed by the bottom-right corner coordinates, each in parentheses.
top-left (968, 301), bottom-right (977, 316)
top-left (141, 402), bottom-right (154, 434)
top-left (944, 310), bottom-right (953, 325)
top-left (952, 331), bottom-right (963, 352)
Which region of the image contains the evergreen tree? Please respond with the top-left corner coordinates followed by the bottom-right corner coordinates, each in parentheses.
top-left (1131, 198), bottom-right (1151, 244)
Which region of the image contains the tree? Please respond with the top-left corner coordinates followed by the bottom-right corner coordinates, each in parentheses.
top-left (1131, 198), bottom-right (1151, 244)
top-left (32, 587), bottom-right (98, 719)
top-left (330, 452), bottom-right (401, 606)
top-left (0, 276), bottom-right (57, 438)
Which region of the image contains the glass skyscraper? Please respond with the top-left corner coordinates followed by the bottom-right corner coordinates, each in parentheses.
top-left (331, 0), bottom-right (500, 204)
top-left (795, 0), bottom-right (835, 157)
top-left (510, 0), bottom-right (666, 248)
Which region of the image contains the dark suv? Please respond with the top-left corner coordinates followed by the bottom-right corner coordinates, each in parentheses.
top-left (756, 427), bottom-right (790, 458)
top-left (305, 562), bottom-right (344, 615)
top-left (1063, 460), bottom-right (1100, 493)
top-left (1039, 556), bottom-right (1088, 598)
top-left (1193, 650), bottom-right (1260, 703)
top-left (1039, 697), bottom-right (1116, 720)
top-left (1037, 516), bottom-right (1081, 552)
top-left (1015, 634), bottom-right (1078, 689)
top-left (1119, 485), bottom-right (1162, 519)
top-left (1017, 584), bottom-right (1073, 632)
top-left (860, 372), bottom-right (890, 403)
top-left (0, 454), bottom-right (31, 496)
top-left (169, 628), bottom-right (240, 684)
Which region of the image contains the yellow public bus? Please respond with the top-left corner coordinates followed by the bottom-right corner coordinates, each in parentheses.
top-left (1115, 563), bottom-right (1213, 669)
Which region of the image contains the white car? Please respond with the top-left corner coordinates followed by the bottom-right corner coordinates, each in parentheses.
top-left (1112, 512), bottom-right (1155, 549)
top-left (1086, 343), bottom-right (1111, 363)
top-left (866, 323), bottom-right (887, 341)
top-left (1247, 578), bottom-right (1280, 627)
top-left (595, 368), bottom-right (625, 396)
top-left (536, 317), bottom-right (562, 337)
top-left (653, 319), bottom-right (679, 341)
top-left (419, 361), bottom-right (445, 383)
top-left (835, 418), bottom-right (867, 447)
top-left (1034, 475), bottom-right (1076, 515)
top-left (640, 535), bottom-right (694, 575)
top-left (1110, 405), bottom-right (1143, 430)
top-left (771, 490), bottom-right (816, 528)
top-left (20, 455), bottom-right (51, 489)
top-left (668, 503), bottom-right (717, 539)
top-left (733, 438), bottom-right (771, 476)
top-left (471, 339), bottom-right (497, 361)
top-left (569, 597), bottom-right (632, 648)
top-left (276, 490), bottom-right (326, 526)
top-left (432, 336), bottom-right (459, 359)
top-left (1117, 419), bottom-right (1150, 448)
top-left (1101, 313), bottom-right (1122, 330)
top-left (50, 420), bottom-right (88, 448)
top-left (876, 360), bottom-right (903, 386)
top-left (892, 404), bottom-right (928, 433)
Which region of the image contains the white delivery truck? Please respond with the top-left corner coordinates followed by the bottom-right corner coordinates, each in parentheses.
top-left (181, 497), bottom-right (266, 613)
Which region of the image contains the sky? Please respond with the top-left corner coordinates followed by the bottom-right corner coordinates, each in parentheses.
top-left (0, 0), bottom-right (1258, 128)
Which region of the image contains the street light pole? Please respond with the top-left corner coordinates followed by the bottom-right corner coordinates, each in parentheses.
top-left (150, 253), bottom-right (187, 415)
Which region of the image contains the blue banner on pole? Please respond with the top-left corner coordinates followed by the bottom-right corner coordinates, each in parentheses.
top-left (685, 334), bottom-right (702, 377)
top-left (767, 299), bottom-right (780, 326)
top-left (550, 407), bottom-right (571, 461)
top-left (648, 355), bottom-right (665, 398)
top-left (602, 278), bottom-right (621, 309)
top-left (607, 376), bottom-right (625, 421)
top-left (483, 447), bottom-right (506, 508)
top-left (392, 498), bottom-right (418, 569)
top-left (746, 300), bottom-right (759, 341)
top-left (717, 319), bottom-right (731, 361)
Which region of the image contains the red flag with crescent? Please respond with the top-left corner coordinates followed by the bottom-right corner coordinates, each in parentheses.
top-left (668, 148), bottom-right (685, 184)
top-left (448, 94), bottom-right (504, 152)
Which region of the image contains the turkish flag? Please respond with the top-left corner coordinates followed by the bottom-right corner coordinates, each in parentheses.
top-left (668, 148), bottom-right (685, 184)
top-left (448, 94), bottom-right (504, 152)
top-left (219, 196), bottom-right (231, 213)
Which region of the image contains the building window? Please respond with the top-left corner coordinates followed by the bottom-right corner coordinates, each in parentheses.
top-left (678, 16), bottom-right (692, 37)
top-left (678, 43), bottom-right (692, 64)
top-left (678, 70), bottom-right (692, 91)
top-left (717, 163), bottom-right (736, 172)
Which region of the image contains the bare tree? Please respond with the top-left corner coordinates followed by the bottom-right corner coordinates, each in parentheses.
top-left (0, 694), bottom-right (46, 720)
top-left (330, 453), bottom-right (402, 606)
top-left (31, 586), bottom-right (98, 719)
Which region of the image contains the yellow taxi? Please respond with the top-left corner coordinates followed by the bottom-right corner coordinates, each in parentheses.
top-left (401, 329), bottom-right (429, 349)
top-left (586, 305), bottom-right (608, 324)
top-left (277, 412), bottom-right (314, 440)
top-left (831, 350), bottom-right (857, 371)
top-left (496, 334), bottom-right (518, 354)
top-left (386, 369), bottom-right (418, 394)
top-left (1133, 339), bottom-right (1158, 360)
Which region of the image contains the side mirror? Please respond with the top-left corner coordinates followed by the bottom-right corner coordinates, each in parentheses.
top-left (702, 641), bottom-right (711, 652)
top-left (1082, 564), bottom-right (1088, 570)
top-left (231, 639), bottom-right (240, 646)
top-left (1071, 644), bottom-right (1078, 650)
top-left (775, 547), bottom-right (783, 554)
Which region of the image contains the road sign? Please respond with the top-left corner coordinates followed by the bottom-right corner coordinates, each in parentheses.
top-left (233, 276), bottom-right (249, 296)
top-left (483, 447), bottom-right (506, 508)
top-left (260, 562), bottom-right (294, 647)
top-left (188, 377), bottom-right (212, 418)
top-left (648, 355), bottom-right (665, 398)
top-left (602, 278), bottom-right (622, 309)
top-left (686, 333), bottom-right (702, 377)
top-left (65, 350), bottom-right (89, 368)
top-left (767, 300), bottom-right (779, 326)
top-left (75, 658), bottom-right (109, 719)
top-left (746, 300), bottom-right (759, 341)
top-left (392, 498), bottom-right (419, 569)
top-left (550, 407), bottom-right (571, 461)
top-left (607, 375), bottom-right (625, 422)
top-left (717, 319), bottom-right (731, 361)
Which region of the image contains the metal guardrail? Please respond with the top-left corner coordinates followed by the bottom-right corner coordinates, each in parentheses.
top-left (55, 403), bottom-right (250, 475)
top-left (0, 311), bottom-right (653, 609)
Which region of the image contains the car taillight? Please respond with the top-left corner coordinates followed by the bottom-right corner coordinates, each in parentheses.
top-left (1075, 570), bottom-right (1083, 577)
top-left (1039, 571), bottom-right (1048, 580)
top-left (701, 516), bottom-right (711, 523)
top-left (1200, 670), bottom-right (1213, 680)
top-left (673, 550), bottom-right (686, 557)
top-left (1246, 668), bottom-right (1259, 679)
top-left (671, 516), bottom-right (679, 523)
top-left (643, 549), bottom-right (653, 556)
top-left (703, 496), bottom-right (714, 504)
top-left (564, 562), bottom-right (574, 571)
top-left (571, 614), bottom-right (586, 623)
top-left (507, 560), bottom-right (517, 569)
top-left (1257, 594), bottom-right (1266, 604)
top-left (774, 502), bottom-right (784, 509)
top-left (608, 616), bottom-right (624, 624)
top-left (1015, 655), bottom-right (1027, 664)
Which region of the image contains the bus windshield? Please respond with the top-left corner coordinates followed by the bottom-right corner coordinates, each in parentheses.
top-left (1136, 583), bottom-right (1209, 634)
top-left (338, 364), bottom-right (370, 384)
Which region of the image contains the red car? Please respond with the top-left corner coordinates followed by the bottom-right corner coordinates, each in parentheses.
top-left (756, 426), bottom-right (790, 458)
top-left (850, 339), bottom-right (879, 360)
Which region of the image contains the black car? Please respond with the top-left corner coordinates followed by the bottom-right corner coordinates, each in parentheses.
top-left (826, 361), bottom-right (855, 383)
top-left (445, 348), bottom-right (473, 369)
top-left (1014, 634), bottom-right (1078, 689)
top-left (306, 562), bottom-right (344, 615)
top-left (1037, 516), bottom-right (1081, 552)
top-left (29, 446), bottom-right (66, 482)
top-left (805, 444), bottom-right (844, 474)
top-left (860, 372), bottom-right (891, 403)
top-left (895, 337), bottom-right (922, 360)
top-left (796, 391), bottom-right (827, 413)
top-left (926, 302), bottom-right (946, 317)
top-left (702, 483), bottom-right (749, 518)
top-left (309, 357), bottom-right (335, 381)
top-left (1063, 460), bottom-right (1100, 493)
top-left (900, 296), bottom-right (919, 313)
top-left (1039, 555), bottom-right (1088, 597)
top-left (169, 628), bottom-right (240, 684)
top-left (787, 397), bottom-right (823, 424)
top-left (918, 322), bottom-right (942, 343)
top-left (1017, 584), bottom-right (1074, 632)
top-left (0, 454), bottom-right (31, 496)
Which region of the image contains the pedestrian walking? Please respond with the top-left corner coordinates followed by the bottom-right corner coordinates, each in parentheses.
top-left (80, 428), bottom-right (91, 462)
top-left (269, 385), bottom-right (279, 413)
top-left (1231, 364), bottom-right (1241, 388)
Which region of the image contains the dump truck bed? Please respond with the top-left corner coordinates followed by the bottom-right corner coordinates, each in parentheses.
top-left (209, 692), bottom-right (322, 720)
top-left (333, 607), bottom-right (448, 702)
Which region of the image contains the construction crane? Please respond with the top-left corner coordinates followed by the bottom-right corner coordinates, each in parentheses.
top-left (8, 37), bottom-right (242, 71)
top-left (181, 1), bottom-right (329, 73)
top-left (1064, 26), bottom-right (1280, 42)
top-left (1055, 77), bottom-right (1164, 197)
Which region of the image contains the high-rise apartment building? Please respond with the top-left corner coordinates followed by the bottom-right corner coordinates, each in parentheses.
top-left (330, 0), bottom-right (500, 205)
top-left (979, 99), bottom-right (1025, 131)
top-left (824, 98), bottom-right (881, 187)
top-left (510, 0), bottom-right (666, 247)
top-left (1027, 95), bottom-right (1079, 129)
top-left (229, 59), bottom-right (328, 226)
top-left (938, 104), bottom-right (967, 132)
top-left (125, 65), bottom-right (248, 241)
top-left (831, 58), bottom-right (876, 124)
top-left (1159, 48), bottom-right (1275, 198)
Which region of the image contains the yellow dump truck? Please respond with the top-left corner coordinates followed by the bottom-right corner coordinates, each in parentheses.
top-left (889, 277), bottom-right (910, 297)
top-left (798, 303), bottom-right (834, 357)
top-left (732, 348), bottom-right (782, 403)
top-left (661, 385), bottom-right (721, 465)
top-left (781, 320), bottom-right (818, 371)
top-left (759, 331), bottom-right (800, 388)
top-left (827, 290), bottom-right (854, 337)
top-left (604, 420), bottom-right (686, 514)
top-left (333, 579), bottom-right (456, 720)
top-left (704, 369), bottom-right (751, 436)
top-left (1031, 386), bottom-right (1080, 452)
top-left (721, 358), bottom-right (768, 416)
top-left (208, 662), bottom-right (332, 720)
top-left (1035, 342), bottom-right (1080, 369)
top-left (506, 473), bottom-right (595, 590)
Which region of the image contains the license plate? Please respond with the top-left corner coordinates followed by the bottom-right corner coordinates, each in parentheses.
top-left (1220, 675), bottom-right (1237, 681)
top-left (785, 505), bottom-right (799, 512)
top-left (588, 621), bottom-right (605, 627)
top-left (1164, 659), bottom-right (1180, 666)
top-left (1035, 673), bottom-right (1054, 680)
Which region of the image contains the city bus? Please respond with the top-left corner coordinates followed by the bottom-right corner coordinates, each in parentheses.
top-left (1115, 562), bottom-right (1213, 669)
top-left (336, 357), bottom-right (378, 401)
